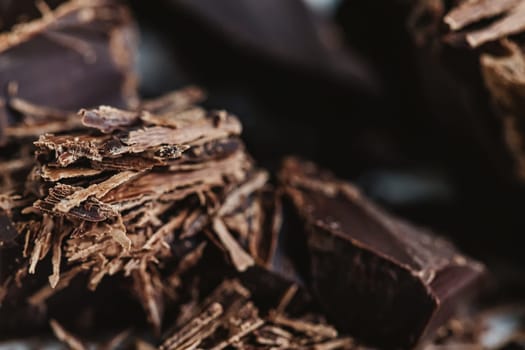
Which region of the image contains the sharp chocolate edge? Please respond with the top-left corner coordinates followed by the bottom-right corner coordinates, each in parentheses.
top-left (279, 157), bottom-right (485, 349)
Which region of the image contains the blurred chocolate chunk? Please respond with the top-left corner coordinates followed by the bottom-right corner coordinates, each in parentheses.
top-left (154, 0), bottom-right (379, 94)
top-left (280, 157), bottom-right (485, 349)
top-left (0, 0), bottom-right (138, 144)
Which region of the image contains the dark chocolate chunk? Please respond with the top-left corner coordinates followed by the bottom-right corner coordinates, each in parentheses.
top-left (280, 157), bottom-right (485, 349)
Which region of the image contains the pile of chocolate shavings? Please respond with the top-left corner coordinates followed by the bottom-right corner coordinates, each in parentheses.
top-left (0, 86), bottom-right (275, 333)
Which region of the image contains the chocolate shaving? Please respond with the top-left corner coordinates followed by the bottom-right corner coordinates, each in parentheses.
top-left (141, 86), bottom-right (206, 114)
top-left (53, 171), bottom-right (140, 213)
top-left (123, 114), bottom-right (241, 151)
top-left (160, 302), bottom-right (224, 350)
top-left (49, 319), bottom-right (86, 350)
top-left (49, 227), bottom-right (69, 288)
top-left (35, 184), bottom-right (118, 222)
top-left (40, 166), bottom-right (104, 182)
top-left (140, 106), bottom-right (207, 128)
top-left (132, 263), bottom-right (164, 330)
top-left (444, 0), bottom-right (525, 48)
top-left (81, 106), bottom-right (140, 133)
top-left (467, 2), bottom-right (525, 48)
top-left (9, 98), bottom-right (76, 121)
top-left (34, 134), bottom-right (108, 167)
top-left (212, 218), bottom-right (255, 272)
top-left (444, 0), bottom-right (521, 30)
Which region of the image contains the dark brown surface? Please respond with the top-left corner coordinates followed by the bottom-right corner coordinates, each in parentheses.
top-left (280, 157), bottom-right (485, 349)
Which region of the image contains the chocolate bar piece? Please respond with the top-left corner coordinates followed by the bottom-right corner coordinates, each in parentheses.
top-left (280, 158), bottom-right (485, 349)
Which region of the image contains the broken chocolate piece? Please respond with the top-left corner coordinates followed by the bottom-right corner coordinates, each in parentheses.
top-left (280, 158), bottom-right (485, 349)
top-left (80, 106), bottom-right (140, 134)
top-left (49, 319), bottom-right (86, 350)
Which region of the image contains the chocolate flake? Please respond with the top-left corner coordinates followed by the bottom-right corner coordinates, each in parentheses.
top-left (212, 217), bottom-right (255, 272)
top-left (80, 106), bottom-right (140, 134)
top-left (49, 319), bottom-right (86, 350)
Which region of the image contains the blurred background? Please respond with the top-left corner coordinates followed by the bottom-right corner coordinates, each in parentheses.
top-left (2, 0), bottom-right (525, 269)
top-left (127, 0), bottom-right (525, 268)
